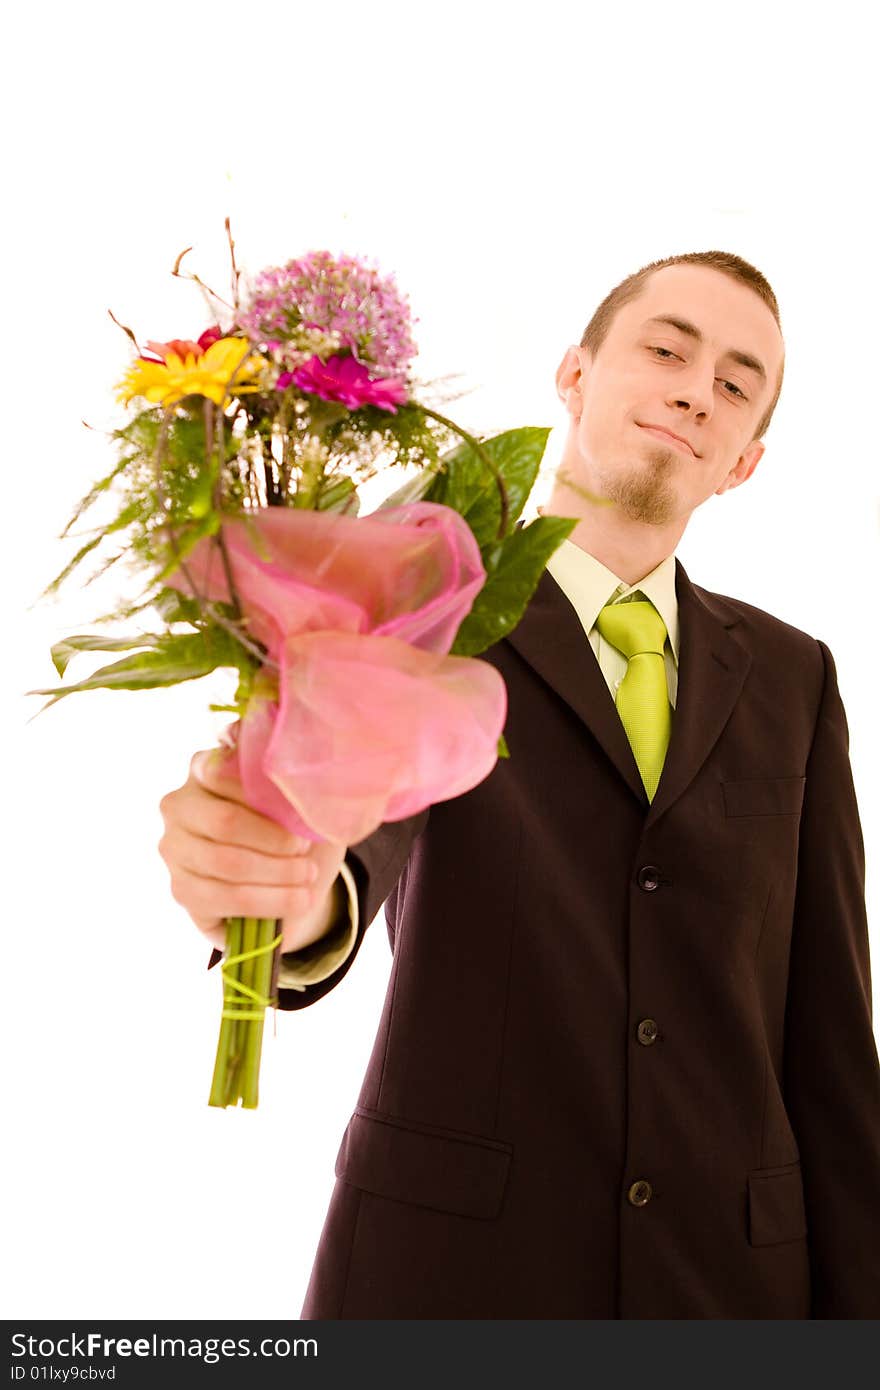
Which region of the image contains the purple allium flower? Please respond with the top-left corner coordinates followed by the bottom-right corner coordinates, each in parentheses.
top-left (280, 354), bottom-right (408, 413)
top-left (237, 250), bottom-right (418, 381)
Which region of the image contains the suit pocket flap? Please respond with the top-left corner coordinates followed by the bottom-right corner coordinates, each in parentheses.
top-left (335, 1106), bottom-right (513, 1220)
top-left (723, 776), bottom-right (806, 818)
top-left (747, 1161), bottom-right (807, 1246)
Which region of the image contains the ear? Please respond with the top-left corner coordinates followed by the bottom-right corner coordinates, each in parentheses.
top-left (556, 346), bottom-right (588, 421)
top-left (715, 438), bottom-right (765, 496)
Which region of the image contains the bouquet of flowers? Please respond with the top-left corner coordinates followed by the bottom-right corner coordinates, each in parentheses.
top-left (31, 220), bottom-right (577, 1109)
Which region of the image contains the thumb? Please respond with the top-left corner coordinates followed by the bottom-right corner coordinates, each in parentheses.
top-left (191, 744), bottom-right (241, 789)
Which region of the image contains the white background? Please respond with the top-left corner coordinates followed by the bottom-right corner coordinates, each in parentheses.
top-left (4, 0), bottom-right (877, 1319)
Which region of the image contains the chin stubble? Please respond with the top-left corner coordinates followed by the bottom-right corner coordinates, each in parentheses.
top-left (599, 442), bottom-right (678, 525)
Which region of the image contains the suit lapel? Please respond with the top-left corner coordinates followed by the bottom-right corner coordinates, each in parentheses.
top-left (505, 563), bottom-right (647, 804)
top-left (504, 552), bottom-right (752, 825)
top-left (646, 558), bottom-right (751, 828)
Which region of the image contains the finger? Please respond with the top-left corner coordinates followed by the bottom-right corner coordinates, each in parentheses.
top-left (189, 747), bottom-right (248, 804)
top-left (165, 775), bottom-right (312, 857)
top-left (169, 864), bottom-right (317, 923)
top-left (196, 791), bottom-right (316, 857)
top-left (161, 825), bottom-right (320, 889)
top-left (191, 916), bottom-right (227, 950)
top-left (189, 748), bottom-right (315, 853)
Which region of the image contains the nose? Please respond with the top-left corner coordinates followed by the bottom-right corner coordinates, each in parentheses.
top-left (667, 361), bottom-right (714, 419)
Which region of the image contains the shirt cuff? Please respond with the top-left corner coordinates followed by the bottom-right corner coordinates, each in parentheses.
top-left (274, 859), bottom-right (360, 993)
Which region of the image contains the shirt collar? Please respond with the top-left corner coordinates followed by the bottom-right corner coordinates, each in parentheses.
top-left (544, 537), bottom-right (680, 665)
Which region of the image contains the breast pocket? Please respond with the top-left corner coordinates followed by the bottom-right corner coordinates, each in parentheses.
top-left (334, 1106), bottom-right (514, 1220)
top-left (722, 776), bottom-right (806, 818)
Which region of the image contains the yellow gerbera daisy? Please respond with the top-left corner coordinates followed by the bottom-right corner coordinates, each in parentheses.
top-left (116, 337), bottom-right (267, 408)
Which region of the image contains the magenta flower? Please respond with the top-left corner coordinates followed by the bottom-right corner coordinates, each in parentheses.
top-left (278, 353), bottom-right (408, 413)
top-left (168, 502), bottom-right (507, 844)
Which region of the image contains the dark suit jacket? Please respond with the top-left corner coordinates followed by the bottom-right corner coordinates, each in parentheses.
top-left (273, 556), bottom-right (880, 1318)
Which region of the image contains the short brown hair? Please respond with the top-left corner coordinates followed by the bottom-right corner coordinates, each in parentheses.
top-left (579, 251), bottom-right (784, 442)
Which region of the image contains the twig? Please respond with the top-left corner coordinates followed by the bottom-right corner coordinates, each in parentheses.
top-left (171, 245), bottom-right (236, 314)
top-left (225, 216), bottom-right (241, 314)
top-left (107, 309), bottom-right (141, 354)
top-left (203, 602), bottom-right (277, 671)
top-left (416, 404), bottom-right (509, 539)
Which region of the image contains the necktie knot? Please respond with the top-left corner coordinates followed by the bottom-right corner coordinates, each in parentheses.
top-left (595, 598), bottom-right (668, 659)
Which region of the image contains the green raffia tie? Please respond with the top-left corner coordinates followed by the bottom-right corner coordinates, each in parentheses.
top-left (221, 931), bottom-right (282, 1020)
top-left (595, 597), bottom-right (672, 802)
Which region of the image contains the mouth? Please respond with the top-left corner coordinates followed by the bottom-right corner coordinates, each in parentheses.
top-left (637, 423), bottom-right (697, 457)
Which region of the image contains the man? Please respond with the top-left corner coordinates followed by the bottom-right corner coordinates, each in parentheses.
top-left (158, 251), bottom-right (880, 1318)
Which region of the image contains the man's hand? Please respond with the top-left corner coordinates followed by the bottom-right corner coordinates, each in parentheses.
top-left (158, 747), bottom-right (349, 954)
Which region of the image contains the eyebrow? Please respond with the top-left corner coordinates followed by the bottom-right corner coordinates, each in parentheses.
top-left (640, 314), bottom-right (767, 384)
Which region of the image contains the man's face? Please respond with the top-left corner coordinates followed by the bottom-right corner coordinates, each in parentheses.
top-left (555, 264), bottom-right (785, 526)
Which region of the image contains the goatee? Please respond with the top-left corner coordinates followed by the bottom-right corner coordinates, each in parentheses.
top-left (599, 442), bottom-right (678, 525)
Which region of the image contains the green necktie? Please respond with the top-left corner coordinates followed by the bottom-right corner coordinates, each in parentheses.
top-left (595, 597), bottom-right (672, 802)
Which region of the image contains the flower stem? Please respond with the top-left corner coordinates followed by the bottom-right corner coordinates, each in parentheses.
top-left (240, 917), bottom-right (280, 1109)
top-left (208, 916), bottom-right (243, 1108)
top-left (416, 403), bottom-right (509, 540)
top-left (236, 917), bottom-right (258, 1102)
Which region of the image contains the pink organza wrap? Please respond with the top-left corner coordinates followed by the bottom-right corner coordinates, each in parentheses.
top-left (169, 501), bottom-right (507, 843)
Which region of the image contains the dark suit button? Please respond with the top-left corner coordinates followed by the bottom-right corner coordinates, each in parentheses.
top-left (628, 1180), bottom-right (653, 1206)
top-left (637, 1018), bottom-right (659, 1045)
top-left (637, 865), bottom-right (662, 891)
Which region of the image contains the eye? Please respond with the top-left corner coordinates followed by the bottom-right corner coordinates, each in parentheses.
top-left (647, 347), bottom-right (748, 401)
top-left (721, 380), bottom-right (747, 400)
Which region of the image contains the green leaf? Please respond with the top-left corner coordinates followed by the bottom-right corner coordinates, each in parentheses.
top-left (38, 533), bottom-right (105, 600)
top-left (152, 511), bottom-right (221, 585)
top-left (449, 513), bottom-right (578, 657)
top-left (40, 495), bottom-right (150, 600)
top-left (188, 468), bottom-right (215, 519)
top-left (422, 427), bottom-right (551, 547)
top-left (81, 547), bottom-right (126, 588)
top-left (497, 731), bottom-right (510, 759)
top-left (84, 587), bottom-right (189, 628)
top-left (316, 475), bottom-right (360, 515)
top-left (151, 588), bottom-right (204, 626)
top-left (29, 629), bottom-right (252, 709)
top-left (50, 632), bottom-right (166, 678)
top-left (59, 455), bottom-right (131, 539)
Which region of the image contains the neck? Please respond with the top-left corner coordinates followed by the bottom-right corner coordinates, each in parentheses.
top-left (539, 481), bottom-right (686, 588)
